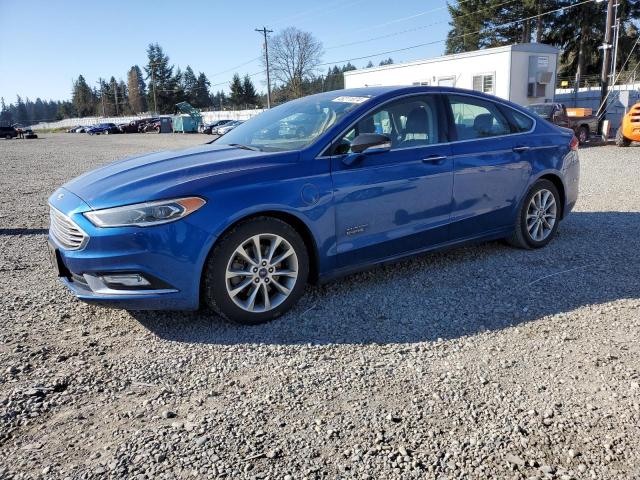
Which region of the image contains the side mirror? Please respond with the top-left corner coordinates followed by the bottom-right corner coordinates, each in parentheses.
top-left (342, 133), bottom-right (391, 166)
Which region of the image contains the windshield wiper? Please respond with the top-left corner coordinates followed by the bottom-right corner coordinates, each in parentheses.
top-left (228, 143), bottom-right (261, 152)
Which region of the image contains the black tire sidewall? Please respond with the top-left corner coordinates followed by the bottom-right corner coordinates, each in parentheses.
top-left (578, 126), bottom-right (588, 144)
top-left (518, 179), bottom-right (561, 249)
top-left (204, 217), bottom-right (309, 325)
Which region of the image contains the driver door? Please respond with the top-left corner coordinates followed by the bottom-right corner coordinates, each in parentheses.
top-left (329, 94), bottom-right (453, 268)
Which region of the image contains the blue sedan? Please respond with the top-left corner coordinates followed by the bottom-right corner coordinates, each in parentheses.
top-left (48, 86), bottom-right (580, 324)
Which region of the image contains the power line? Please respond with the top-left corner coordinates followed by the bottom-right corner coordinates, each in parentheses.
top-left (318, 0), bottom-right (596, 68)
top-left (338, 0), bottom-right (475, 38)
top-left (326, 0), bottom-right (517, 51)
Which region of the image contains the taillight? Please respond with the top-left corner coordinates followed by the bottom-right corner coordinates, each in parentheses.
top-left (569, 136), bottom-right (579, 151)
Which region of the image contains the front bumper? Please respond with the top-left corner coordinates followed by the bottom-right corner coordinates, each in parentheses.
top-left (48, 188), bottom-right (209, 311)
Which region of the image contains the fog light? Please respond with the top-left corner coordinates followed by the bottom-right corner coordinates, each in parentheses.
top-left (100, 274), bottom-right (151, 287)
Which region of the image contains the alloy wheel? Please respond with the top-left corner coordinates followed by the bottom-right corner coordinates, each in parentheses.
top-left (526, 188), bottom-right (557, 242)
top-left (225, 233), bottom-right (299, 313)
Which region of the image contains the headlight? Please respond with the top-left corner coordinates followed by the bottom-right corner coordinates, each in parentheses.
top-left (84, 197), bottom-right (206, 228)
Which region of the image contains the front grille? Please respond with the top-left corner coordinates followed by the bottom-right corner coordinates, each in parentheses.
top-left (49, 207), bottom-right (88, 250)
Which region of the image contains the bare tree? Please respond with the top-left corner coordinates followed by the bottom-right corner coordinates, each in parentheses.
top-left (267, 27), bottom-right (323, 99)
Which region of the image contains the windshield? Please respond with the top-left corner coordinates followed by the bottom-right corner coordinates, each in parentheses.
top-left (216, 92), bottom-right (372, 152)
top-left (526, 104), bottom-right (554, 118)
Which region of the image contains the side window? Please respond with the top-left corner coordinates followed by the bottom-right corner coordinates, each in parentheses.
top-left (447, 95), bottom-right (511, 140)
top-left (332, 95), bottom-right (441, 154)
top-left (505, 108), bottom-right (534, 133)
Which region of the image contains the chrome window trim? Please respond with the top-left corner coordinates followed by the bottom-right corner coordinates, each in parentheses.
top-left (315, 91), bottom-right (537, 159)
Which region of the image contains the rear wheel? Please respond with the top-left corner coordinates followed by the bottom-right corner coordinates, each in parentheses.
top-left (5, 134), bottom-right (11, 139)
top-left (577, 126), bottom-right (589, 144)
top-left (507, 179), bottom-right (560, 249)
top-left (203, 217), bottom-right (309, 325)
top-left (615, 127), bottom-right (631, 147)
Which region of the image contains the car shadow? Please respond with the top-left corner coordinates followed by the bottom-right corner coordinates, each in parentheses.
top-left (132, 211), bottom-right (640, 345)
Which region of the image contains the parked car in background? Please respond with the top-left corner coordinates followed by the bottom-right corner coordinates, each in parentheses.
top-left (119, 118), bottom-right (154, 134)
top-left (200, 120), bottom-right (232, 134)
top-left (526, 103), bottom-right (598, 144)
top-left (215, 120), bottom-right (243, 135)
top-left (74, 126), bottom-right (91, 133)
top-left (0, 125), bottom-right (18, 139)
top-left (138, 118), bottom-right (162, 133)
top-left (86, 123), bottom-right (119, 135)
top-left (67, 125), bottom-right (82, 133)
top-left (48, 86), bottom-right (580, 325)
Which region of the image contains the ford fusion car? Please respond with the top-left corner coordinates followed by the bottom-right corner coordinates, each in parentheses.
top-left (48, 86), bottom-right (579, 324)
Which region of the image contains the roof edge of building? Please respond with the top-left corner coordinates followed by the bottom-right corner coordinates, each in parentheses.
top-left (344, 42), bottom-right (559, 77)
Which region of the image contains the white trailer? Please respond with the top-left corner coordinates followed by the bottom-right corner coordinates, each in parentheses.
top-left (344, 43), bottom-right (559, 106)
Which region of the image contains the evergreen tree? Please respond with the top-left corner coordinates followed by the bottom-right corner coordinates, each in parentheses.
top-left (193, 73), bottom-right (211, 108)
top-left (365, 61), bottom-right (374, 68)
top-left (72, 75), bottom-right (95, 117)
top-left (15, 95), bottom-right (29, 125)
top-left (379, 57), bottom-right (394, 66)
top-left (211, 90), bottom-right (227, 110)
top-left (127, 66), bottom-right (147, 113)
top-left (33, 98), bottom-right (45, 122)
top-left (182, 66), bottom-right (198, 104)
top-left (229, 73), bottom-right (245, 107)
top-left (242, 75), bottom-right (259, 107)
top-left (144, 43), bottom-right (175, 113)
top-left (0, 97), bottom-right (13, 125)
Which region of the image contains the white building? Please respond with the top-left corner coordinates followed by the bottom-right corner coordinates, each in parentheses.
top-left (344, 43), bottom-right (559, 106)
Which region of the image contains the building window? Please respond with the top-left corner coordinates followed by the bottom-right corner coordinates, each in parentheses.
top-left (438, 76), bottom-right (456, 87)
top-left (472, 74), bottom-right (495, 94)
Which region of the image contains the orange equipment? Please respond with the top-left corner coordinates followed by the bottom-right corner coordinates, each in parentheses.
top-left (616, 102), bottom-right (640, 147)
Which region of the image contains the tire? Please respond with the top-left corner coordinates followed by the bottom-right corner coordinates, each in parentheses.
top-left (5, 134), bottom-right (11, 139)
top-left (577, 126), bottom-right (589, 144)
top-left (203, 216), bottom-right (309, 325)
top-left (507, 179), bottom-right (561, 249)
top-left (615, 127), bottom-right (631, 147)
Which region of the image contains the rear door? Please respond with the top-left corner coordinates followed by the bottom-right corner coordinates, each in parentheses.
top-left (444, 94), bottom-right (531, 239)
top-left (330, 94), bottom-right (454, 267)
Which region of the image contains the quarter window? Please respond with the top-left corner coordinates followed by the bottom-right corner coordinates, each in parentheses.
top-left (333, 95), bottom-right (441, 154)
top-left (506, 108), bottom-right (534, 132)
top-left (447, 95), bottom-right (511, 140)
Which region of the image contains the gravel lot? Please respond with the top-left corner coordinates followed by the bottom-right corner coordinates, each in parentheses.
top-left (1, 133), bottom-right (639, 479)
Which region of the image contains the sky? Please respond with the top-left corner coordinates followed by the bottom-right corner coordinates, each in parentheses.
top-left (0, 0), bottom-right (454, 102)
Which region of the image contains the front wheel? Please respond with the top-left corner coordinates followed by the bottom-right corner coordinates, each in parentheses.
top-left (615, 127), bottom-right (631, 147)
top-left (203, 217), bottom-right (309, 325)
top-left (507, 179), bottom-right (561, 249)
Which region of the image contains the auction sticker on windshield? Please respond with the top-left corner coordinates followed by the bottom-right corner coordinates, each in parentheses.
top-left (331, 96), bottom-right (370, 104)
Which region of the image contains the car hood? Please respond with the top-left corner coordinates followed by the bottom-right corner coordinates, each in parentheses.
top-left (63, 143), bottom-right (296, 209)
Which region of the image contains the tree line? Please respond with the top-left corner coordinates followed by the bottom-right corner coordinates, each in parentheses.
top-left (446, 0), bottom-right (640, 83)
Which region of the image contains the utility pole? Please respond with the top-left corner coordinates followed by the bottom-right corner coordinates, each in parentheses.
top-left (114, 81), bottom-right (119, 116)
top-left (97, 79), bottom-right (106, 117)
top-left (151, 69), bottom-right (158, 115)
top-left (599, 0), bottom-right (615, 119)
top-left (255, 27), bottom-right (273, 108)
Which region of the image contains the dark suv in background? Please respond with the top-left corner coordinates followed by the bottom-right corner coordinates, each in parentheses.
top-left (1, 126), bottom-right (18, 139)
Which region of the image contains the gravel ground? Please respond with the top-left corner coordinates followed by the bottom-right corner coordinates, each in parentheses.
top-left (0, 133), bottom-right (639, 480)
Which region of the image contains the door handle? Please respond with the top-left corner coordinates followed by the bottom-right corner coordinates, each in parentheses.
top-left (422, 155), bottom-right (448, 164)
top-left (512, 145), bottom-right (530, 153)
